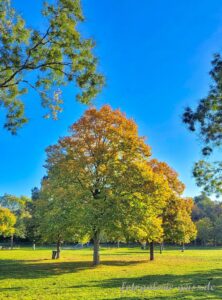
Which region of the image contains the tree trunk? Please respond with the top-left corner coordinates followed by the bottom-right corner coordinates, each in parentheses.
top-left (56, 240), bottom-right (61, 259)
top-left (160, 242), bottom-right (163, 254)
top-left (93, 231), bottom-right (100, 266)
top-left (181, 243), bottom-right (185, 252)
top-left (10, 235), bottom-right (14, 249)
top-left (117, 240), bottom-right (120, 248)
top-left (150, 241), bottom-right (154, 261)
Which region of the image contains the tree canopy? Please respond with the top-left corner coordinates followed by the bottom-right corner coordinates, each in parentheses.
top-left (0, 207), bottom-right (16, 237)
top-left (183, 54), bottom-right (222, 196)
top-left (0, 0), bottom-right (104, 134)
top-left (149, 159), bottom-right (196, 247)
top-left (34, 177), bottom-right (88, 256)
top-left (0, 194), bottom-right (31, 240)
top-left (192, 193), bottom-right (222, 246)
top-left (163, 195), bottom-right (197, 246)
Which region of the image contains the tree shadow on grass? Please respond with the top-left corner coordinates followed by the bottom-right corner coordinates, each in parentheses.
top-left (0, 259), bottom-right (143, 280)
top-left (0, 287), bottom-right (24, 292)
top-left (95, 269), bottom-right (222, 300)
top-left (1, 257), bottom-right (222, 299)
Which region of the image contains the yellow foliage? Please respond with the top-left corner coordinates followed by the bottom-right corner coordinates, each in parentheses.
top-left (0, 207), bottom-right (16, 237)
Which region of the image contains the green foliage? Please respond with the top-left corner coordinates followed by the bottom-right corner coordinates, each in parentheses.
top-left (0, 194), bottom-right (31, 238)
top-left (193, 160), bottom-right (222, 196)
top-left (0, 0), bottom-right (104, 134)
top-left (163, 196), bottom-right (197, 245)
top-left (192, 193), bottom-right (222, 245)
top-left (24, 187), bottom-right (40, 241)
top-left (130, 216), bottom-right (163, 244)
top-left (213, 217), bottom-right (222, 244)
top-left (35, 178), bottom-right (88, 244)
top-left (183, 53), bottom-right (222, 196)
top-left (192, 193), bottom-right (216, 221)
top-left (196, 217), bottom-right (213, 245)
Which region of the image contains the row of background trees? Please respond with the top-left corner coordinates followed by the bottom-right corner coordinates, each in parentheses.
top-left (1, 191), bottom-right (221, 246)
top-left (1, 191), bottom-right (221, 248)
top-left (193, 193), bottom-right (222, 246)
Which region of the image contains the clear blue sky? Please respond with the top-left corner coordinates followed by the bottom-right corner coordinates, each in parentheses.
top-left (1, 0), bottom-right (222, 198)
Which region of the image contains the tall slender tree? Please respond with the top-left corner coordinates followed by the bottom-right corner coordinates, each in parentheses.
top-left (149, 159), bottom-right (196, 252)
top-left (163, 196), bottom-right (197, 250)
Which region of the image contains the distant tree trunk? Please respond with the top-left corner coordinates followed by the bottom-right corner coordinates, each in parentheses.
top-left (56, 240), bottom-right (61, 259)
top-left (181, 243), bottom-right (185, 252)
top-left (141, 242), bottom-right (146, 250)
top-left (160, 242), bottom-right (163, 254)
top-left (213, 238), bottom-right (217, 247)
top-left (150, 241), bottom-right (154, 261)
top-left (10, 235), bottom-right (14, 249)
top-left (125, 236), bottom-right (129, 246)
top-left (93, 231), bottom-right (100, 266)
top-left (117, 240), bottom-right (120, 248)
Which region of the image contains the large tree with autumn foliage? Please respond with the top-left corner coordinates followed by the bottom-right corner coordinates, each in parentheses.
top-left (43, 105), bottom-right (171, 265)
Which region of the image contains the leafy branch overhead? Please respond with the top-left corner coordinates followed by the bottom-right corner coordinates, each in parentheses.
top-left (183, 53), bottom-right (222, 196)
top-left (0, 0), bottom-right (104, 134)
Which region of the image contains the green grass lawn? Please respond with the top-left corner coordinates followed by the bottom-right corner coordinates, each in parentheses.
top-left (0, 246), bottom-right (221, 299)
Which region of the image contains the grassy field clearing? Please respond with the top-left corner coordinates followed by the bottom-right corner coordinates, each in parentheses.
top-left (0, 247), bottom-right (221, 299)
